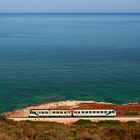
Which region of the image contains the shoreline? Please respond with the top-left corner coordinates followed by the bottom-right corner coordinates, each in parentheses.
top-left (4, 100), bottom-right (140, 118)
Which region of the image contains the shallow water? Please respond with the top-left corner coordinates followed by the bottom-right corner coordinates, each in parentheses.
top-left (0, 13), bottom-right (140, 112)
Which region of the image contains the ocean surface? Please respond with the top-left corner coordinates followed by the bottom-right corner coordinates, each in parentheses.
top-left (0, 13), bottom-right (140, 113)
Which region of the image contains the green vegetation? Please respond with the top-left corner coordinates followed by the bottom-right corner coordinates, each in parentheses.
top-left (25, 120), bottom-right (62, 125)
top-left (125, 111), bottom-right (139, 115)
top-left (131, 133), bottom-right (140, 140)
top-left (0, 114), bottom-right (7, 121)
top-left (0, 114), bottom-right (12, 123)
top-left (97, 120), bottom-right (121, 126)
top-left (73, 119), bottom-right (93, 126)
top-left (0, 118), bottom-right (139, 140)
top-left (125, 121), bottom-right (137, 126)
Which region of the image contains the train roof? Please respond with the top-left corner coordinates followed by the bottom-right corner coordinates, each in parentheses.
top-left (73, 109), bottom-right (115, 110)
top-left (30, 109), bottom-right (71, 110)
top-left (30, 109), bottom-right (116, 111)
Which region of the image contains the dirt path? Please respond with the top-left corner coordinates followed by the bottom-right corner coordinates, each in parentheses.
top-left (9, 116), bottom-right (140, 124)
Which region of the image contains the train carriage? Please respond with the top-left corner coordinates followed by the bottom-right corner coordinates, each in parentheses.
top-left (73, 109), bottom-right (116, 117)
top-left (29, 109), bottom-right (72, 117)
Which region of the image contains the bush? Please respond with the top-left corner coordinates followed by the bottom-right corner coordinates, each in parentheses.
top-left (0, 114), bottom-right (7, 121)
top-left (24, 120), bottom-right (61, 125)
top-left (131, 134), bottom-right (140, 140)
top-left (73, 119), bottom-right (93, 126)
top-left (97, 120), bottom-right (121, 126)
top-left (125, 111), bottom-right (139, 116)
top-left (108, 128), bottom-right (127, 140)
top-left (125, 121), bottom-right (137, 126)
top-left (77, 131), bottom-right (100, 140)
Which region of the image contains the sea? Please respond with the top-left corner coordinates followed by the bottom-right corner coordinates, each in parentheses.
top-left (0, 13), bottom-right (140, 113)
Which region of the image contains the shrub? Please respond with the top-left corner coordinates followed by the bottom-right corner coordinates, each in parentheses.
top-left (125, 121), bottom-right (137, 126)
top-left (24, 120), bottom-right (61, 125)
top-left (0, 132), bottom-right (13, 140)
top-left (77, 131), bottom-right (93, 140)
top-left (131, 134), bottom-right (140, 140)
top-left (108, 128), bottom-right (127, 140)
top-left (0, 114), bottom-right (7, 121)
top-left (125, 111), bottom-right (139, 116)
top-left (73, 119), bottom-right (93, 126)
top-left (97, 120), bottom-right (121, 126)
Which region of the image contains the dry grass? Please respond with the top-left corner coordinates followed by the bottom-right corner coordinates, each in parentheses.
top-left (0, 116), bottom-right (140, 140)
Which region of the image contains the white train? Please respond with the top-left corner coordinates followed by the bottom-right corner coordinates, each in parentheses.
top-left (29, 109), bottom-right (116, 117)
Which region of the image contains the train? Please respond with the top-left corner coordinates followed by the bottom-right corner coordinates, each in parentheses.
top-left (29, 109), bottom-right (116, 117)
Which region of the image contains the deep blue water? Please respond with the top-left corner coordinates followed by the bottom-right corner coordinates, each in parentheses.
top-left (0, 13), bottom-right (140, 113)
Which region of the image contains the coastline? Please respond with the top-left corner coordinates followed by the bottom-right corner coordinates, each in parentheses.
top-left (4, 100), bottom-right (140, 118)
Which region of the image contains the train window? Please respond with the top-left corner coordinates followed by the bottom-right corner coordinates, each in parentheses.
top-left (56, 112), bottom-right (59, 114)
top-left (45, 112), bottom-right (48, 114)
top-left (60, 112), bottom-right (63, 114)
top-left (53, 111), bottom-right (55, 114)
top-left (78, 111), bottom-right (80, 114)
top-left (85, 111), bottom-right (88, 113)
top-left (82, 111), bottom-right (84, 114)
top-left (74, 111), bottom-right (77, 114)
top-left (112, 111), bottom-right (115, 113)
top-left (89, 111), bottom-right (92, 113)
top-left (93, 111), bottom-right (96, 113)
top-left (64, 112), bottom-right (67, 114)
top-left (97, 111), bottom-right (99, 113)
top-left (101, 111), bottom-right (103, 113)
top-left (104, 111), bottom-right (107, 113)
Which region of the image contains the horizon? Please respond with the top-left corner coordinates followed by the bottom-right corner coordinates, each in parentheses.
top-left (0, 12), bottom-right (140, 14)
top-left (0, 0), bottom-right (140, 13)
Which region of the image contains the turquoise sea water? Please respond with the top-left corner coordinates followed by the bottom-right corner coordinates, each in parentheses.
top-left (0, 13), bottom-right (140, 113)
